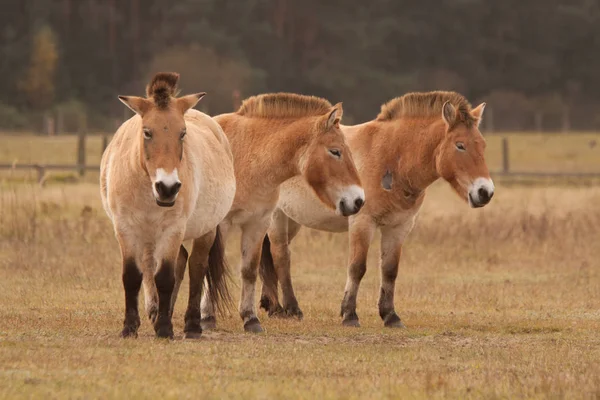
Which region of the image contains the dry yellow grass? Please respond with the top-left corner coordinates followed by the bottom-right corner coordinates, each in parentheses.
top-left (1, 180), bottom-right (599, 399)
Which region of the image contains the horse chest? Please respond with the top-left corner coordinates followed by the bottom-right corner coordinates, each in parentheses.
top-left (372, 189), bottom-right (423, 227)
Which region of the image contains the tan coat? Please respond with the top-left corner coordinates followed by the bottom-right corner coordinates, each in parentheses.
top-left (259, 91), bottom-right (494, 327)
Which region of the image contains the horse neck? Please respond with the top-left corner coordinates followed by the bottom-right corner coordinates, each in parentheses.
top-left (372, 118), bottom-right (445, 192)
top-left (246, 118), bottom-right (313, 186)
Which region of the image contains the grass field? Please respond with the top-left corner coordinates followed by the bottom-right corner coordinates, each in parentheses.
top-left (1, 178), bottom-right (600, 398)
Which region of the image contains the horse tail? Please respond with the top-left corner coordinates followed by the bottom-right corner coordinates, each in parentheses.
top-left (206, 226), bottom-right (233, 315)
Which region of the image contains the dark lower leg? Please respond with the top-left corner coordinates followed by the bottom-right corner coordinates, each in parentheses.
top-left (340, 260), bottom-right (366, 326)
top-left (259, 280), bottom-right (282, 315)
top-left (154, 260), bottom-right (175, 338)
top-left (272, 242), bottom-right (302, 318)
top-left (185, 237), bottom-right (211, 336)
top-left (378, 237), bottom-right (404, 328)
top-left (340, 218), bottom-right (375, 327)
top-left (121, 258), bottom-right (142, 338)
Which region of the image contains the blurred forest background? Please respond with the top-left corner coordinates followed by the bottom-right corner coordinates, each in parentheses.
top-left (1, 0), bottom-right (600, 133)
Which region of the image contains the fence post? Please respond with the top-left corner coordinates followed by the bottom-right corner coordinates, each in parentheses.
top-left (502, 137), bottom-right (509, 174)
top-left (77, 131), bottom-right (86, 177)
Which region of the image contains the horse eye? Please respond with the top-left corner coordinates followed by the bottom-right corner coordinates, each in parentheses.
top-left (455, 142), bottom-right (466, 151)
top-left (329, 149), bottom-right (342, 159)
top-left (143, 129), bottom-right (152, 140)
top-left (180, 129), bottom-right (187, 140)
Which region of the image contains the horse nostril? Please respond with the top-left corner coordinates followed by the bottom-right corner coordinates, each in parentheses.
top-left (155, 182), bottom-right (166, 197)
top-left (155, 181), bottom-right (181, 198)
top-left (354, 198), bottom-right (364, 210)
top-left (478, 187), bottom-right (490, 203)
top-left (172, 182), bottom-right (182, 195)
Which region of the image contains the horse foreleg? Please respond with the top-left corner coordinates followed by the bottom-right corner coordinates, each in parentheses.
top-left (152, 234), bottom-right (184, 339)
top-left (377, 219), bottom-right (415, 328)
top-left (116, 231), bottom-right (143, 338)
top-left (340, 215), bottom-right (376, 327)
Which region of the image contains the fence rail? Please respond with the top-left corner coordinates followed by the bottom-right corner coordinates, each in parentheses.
top-left (2, 135), bottom-right (600, 184)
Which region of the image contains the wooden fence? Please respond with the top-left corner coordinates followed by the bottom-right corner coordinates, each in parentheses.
top-left (2, 135), bottom-right (600, 183)
top-left (0, 133), bottom-right (110, 184)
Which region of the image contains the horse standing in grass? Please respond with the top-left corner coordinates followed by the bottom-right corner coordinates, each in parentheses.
top-left (259, 91), bottom-right (494, 327)
top-left (100, 72), bottom-right (236, 339)
top-left (185, 93), bottom-right (365, 333)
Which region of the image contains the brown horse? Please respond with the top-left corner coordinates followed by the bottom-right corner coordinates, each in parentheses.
top-left (259, 91), bottom-right (494, 327)
top-left (100, 72), bottom-right (236, 339)
top-left (189, 93), bottom-right (365, 333)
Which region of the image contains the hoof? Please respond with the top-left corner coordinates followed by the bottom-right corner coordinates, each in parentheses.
top-left (200, 316), bottom-right (216, 331)
top-left (120, 326), bottom-right (138, 338)
top-left (259, 295), bottom-right (274, 312)
top-left (244, 317), bottom-right (264, 333)
top-left (155, 324), bottom-right (174, 339)
top-left (342, 318), bottom-right (360, 327)
top-left (383, 313), bottom-right (406, 328)
top-left (285, 306), bottom-right (304, 320)
top-left (267, 305), bottom-right (285, 318)
top-left (147, 305), bottom-right (158, 324)
top-left (183, 330), bottom-right (203, 340)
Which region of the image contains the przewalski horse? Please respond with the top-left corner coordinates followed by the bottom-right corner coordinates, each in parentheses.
top-left (100, 72), bottom-right (236, 339)
top-left (259, 91), bottom-right (494, 327)
top-left (194, 93), bottom-right (364, 333)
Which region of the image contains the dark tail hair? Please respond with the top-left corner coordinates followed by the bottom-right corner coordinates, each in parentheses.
top-left (206, 226), bottom-right (233, 316)
top-left (259, 235), bottom-right (278, 293)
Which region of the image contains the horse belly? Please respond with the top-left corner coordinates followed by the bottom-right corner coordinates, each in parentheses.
top-left (278, 177), bottom-right (348, 233)
top-left (184, 177), bottom-right (236, 241)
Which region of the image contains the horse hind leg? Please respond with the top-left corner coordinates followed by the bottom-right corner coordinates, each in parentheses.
top-left (143, 265), bottom-right (158, 324)
top-left (258, 235), bottom-right (284, 316)
top-left (184, 230), bottom-right (216, 338)
top-left (271, 215), bottom-right (303, 319)
top-left (169, 245), bottom-right (189, 320)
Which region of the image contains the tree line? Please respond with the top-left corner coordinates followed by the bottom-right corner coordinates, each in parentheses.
top-left (1, 0), bottom-right (599, 132)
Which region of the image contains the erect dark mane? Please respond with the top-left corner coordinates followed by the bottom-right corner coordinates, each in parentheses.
top-left (377, 91), bottom-right (477, 127)
top-left (237, 93), bottom-right (332, 119)
top-left (146, 72), bottom-right (180, 109)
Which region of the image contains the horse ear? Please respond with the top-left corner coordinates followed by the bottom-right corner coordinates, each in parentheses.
top-left (442, 101), bottom-right (456, 126)
top-left (471, 102), bottom-right (486, 127)
top-left (119, 96), bottom-right (151, 116)
top-left (325, 103), bottom-right (343, 130)
top-left (177, 92), bottom-right (206, 114)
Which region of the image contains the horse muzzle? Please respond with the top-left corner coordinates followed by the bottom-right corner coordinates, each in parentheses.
top-left (468, 177), bottom-right (494, 208)
top-left (336, 185), bottom-right (365, 216)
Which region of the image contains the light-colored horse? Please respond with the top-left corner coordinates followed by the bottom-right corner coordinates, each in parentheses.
top-left (259, 91), bottom-right (494, 327)
top-left (100, 72), bottom-right (236, 339)
top-left (192, 93), bottom-right (365, 332)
